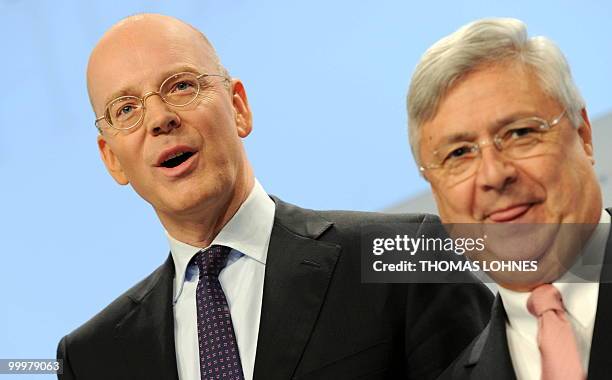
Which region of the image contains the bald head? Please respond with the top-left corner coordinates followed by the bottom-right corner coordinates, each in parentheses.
top-left (118, 14), bottom-right (217, 49)
top-left (87, 14), bottom-right (225, 112)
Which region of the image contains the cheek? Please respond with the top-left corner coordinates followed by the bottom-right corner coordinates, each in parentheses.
top-left (185, 101), bottom-right (238, 145)
top-left (188, 110), bottom-right (243, 160)
top-left (110, 138), bottom-right (148, 179)
top-left (546, 144), bottom-right (587, 185)
top-left (530, 148), bottom-right (593, 214)
top-left (433, 184), bottom-right (474, 221)
top-left (194, 89), bottom-right (235, 124)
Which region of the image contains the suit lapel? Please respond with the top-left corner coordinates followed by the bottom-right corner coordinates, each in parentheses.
top-left (253, 198), bottom-right (341, 379)
top-left (115, 255), bottom-right (179, 380)
top-left (586, 208), bottom-right (612, 379)
top-left (465, 295), bottom-right (516, 380)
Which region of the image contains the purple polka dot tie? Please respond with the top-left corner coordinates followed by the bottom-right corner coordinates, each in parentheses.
top-left (193, 245), bottom-right (245, 380)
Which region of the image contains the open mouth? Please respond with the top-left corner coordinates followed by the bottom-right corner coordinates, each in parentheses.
top-left (160, 151), bottom-right (195, 168)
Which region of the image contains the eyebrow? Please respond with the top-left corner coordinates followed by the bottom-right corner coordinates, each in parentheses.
top-left (438, 110), bottom-right (539, 146)
top-left (101, 64), bottom-right (202, 107)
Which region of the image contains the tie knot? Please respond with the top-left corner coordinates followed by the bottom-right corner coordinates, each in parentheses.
top-left (192, 245), bottom-right (232, 277)
top-left (527, 284), bottom-right (565, 317)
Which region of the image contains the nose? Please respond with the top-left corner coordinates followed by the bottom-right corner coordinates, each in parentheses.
top-left (142, 92), bottom-right (181, 136)
top-left (474, 143), bottom-right (518, 192)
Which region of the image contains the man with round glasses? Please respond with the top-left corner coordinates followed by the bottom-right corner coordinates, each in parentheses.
top-left (95, 72), bottom-right (230, 133)
top-left (56, 13), bottom-right (492, 380)
top-left (407, 18), bottom-right (612, 379)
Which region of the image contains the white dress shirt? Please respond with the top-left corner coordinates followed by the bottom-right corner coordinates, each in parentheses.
top-left (168, 179), bottom-right (275, 380)
top-left (499, 210), bottom-right (611, 380)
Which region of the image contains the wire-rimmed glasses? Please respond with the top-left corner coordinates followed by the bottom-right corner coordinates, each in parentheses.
top-left (94, 71), bottom-right (229, 132)
top-left (419, 110), bottom-right (568, 185)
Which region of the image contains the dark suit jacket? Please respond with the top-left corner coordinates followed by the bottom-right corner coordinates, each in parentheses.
top-left (57, 197), bottom-right (493, 380)
top-left (438, 208), bottom-right (612, 380)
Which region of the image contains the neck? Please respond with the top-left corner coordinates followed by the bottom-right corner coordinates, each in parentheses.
top-left (159, 167), bottom-right (255, 248)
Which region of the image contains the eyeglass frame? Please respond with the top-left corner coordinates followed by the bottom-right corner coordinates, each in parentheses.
top-left (418, 109), bottom-right (568, 180)
top-left (94, 71), bottom-right (230, 133)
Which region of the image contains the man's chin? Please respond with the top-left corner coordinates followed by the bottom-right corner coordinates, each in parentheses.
top-left (153, 190), bottom-right (218, 218)
top-left (468, 223), bottom-right (594, 289)
top-left (484, 223), bottom-right (559, 260)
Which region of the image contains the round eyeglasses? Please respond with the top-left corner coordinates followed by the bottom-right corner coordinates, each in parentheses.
top-left (419, 109), bottom-right (568, 186)
top-left (94, 72), bottom-right (229, 132)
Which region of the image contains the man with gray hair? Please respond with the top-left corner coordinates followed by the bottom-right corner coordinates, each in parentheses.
top-left (406, 18), bottom-right (612, 379)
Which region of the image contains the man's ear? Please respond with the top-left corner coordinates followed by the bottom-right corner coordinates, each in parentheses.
top-left (577, 108), bottom-right (594, 162)
top-left (231, 79), bottom-right (253, 138)
top-left (97, 135), bottom-right (129, 185)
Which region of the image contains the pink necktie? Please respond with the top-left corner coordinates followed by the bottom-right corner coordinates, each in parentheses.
top-left (527, 284), bottom-right (585, 380)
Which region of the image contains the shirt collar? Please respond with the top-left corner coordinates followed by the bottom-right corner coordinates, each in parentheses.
top-left (167, 179), bottom-right (276, 302)
top-left (499, 209), bottom-right (611, 337)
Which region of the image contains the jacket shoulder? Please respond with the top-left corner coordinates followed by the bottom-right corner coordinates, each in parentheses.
top-left (318, 208), bottom-right (437, 226)
top-left (270, 194), bottom-right (438, 240)
top-left (60, 257), bottom-right (171, 346)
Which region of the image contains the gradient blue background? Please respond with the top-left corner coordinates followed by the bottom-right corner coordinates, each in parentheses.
top-left (1, 1), bottom-right (611, 377)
